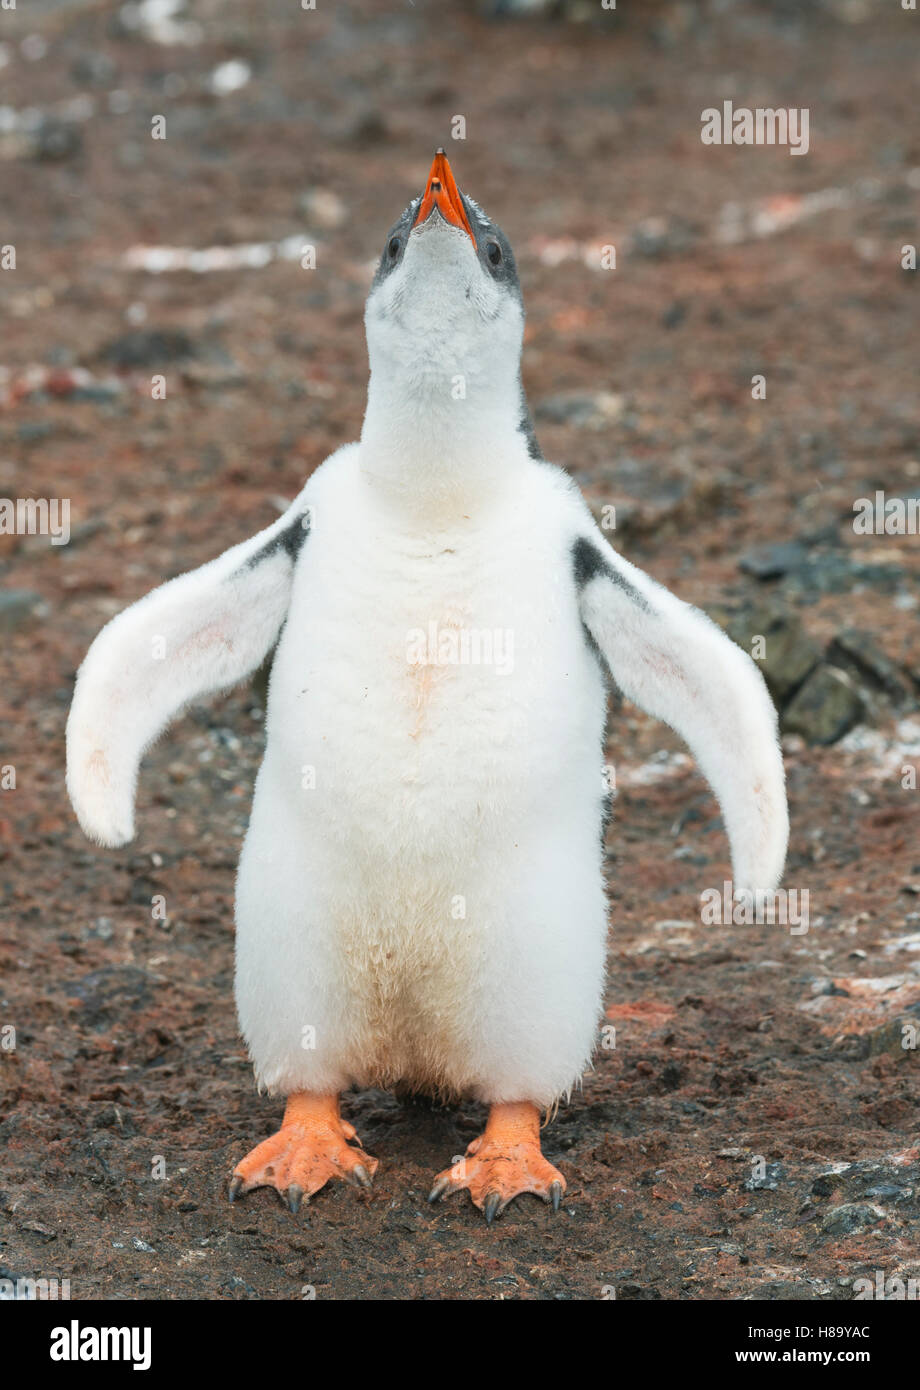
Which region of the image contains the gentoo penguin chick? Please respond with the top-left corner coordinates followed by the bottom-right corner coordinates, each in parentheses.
top-left (66, 150), bottom-right (788, 1223)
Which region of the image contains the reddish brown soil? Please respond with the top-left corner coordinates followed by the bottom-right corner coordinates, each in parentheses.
top-left (1, 0), bottom-right (918, 1300)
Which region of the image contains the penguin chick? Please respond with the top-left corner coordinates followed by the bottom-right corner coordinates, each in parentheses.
top-left (66, 151), bottom-right (788, 1223)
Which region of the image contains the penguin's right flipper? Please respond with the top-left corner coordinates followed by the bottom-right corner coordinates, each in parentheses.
top-left (574, 532), bottom-right (788, 896)
top-left (66, 494), bottom-right (312, 848)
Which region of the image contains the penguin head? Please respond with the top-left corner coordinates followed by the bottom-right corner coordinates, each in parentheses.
top-left (364, 150), bottom-right (525, 408)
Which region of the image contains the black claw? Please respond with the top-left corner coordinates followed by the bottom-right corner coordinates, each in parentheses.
top-left (428, 1175), bottom-right (451, 1204)
top-left (228, 1175), bottom-right (243, 1204)
top-left (483, 1191), bottom-right (502, 1225)
top-left (287, 1184), bottom-right (304, 1214)
top-left (550, 1181), bottom-right (563, 1213)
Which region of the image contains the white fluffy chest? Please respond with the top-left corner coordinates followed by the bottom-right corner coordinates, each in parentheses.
top-left (262, 461), bottom-right (603, 857)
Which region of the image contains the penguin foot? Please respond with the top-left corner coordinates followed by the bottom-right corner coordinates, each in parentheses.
top-left (229, 1093), bottom-right (378, 1211)
top-left (428, 1101), bottom-right (566, 1223)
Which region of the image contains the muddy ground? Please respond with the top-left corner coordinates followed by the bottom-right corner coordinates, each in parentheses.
top-left (1, 0), bottom-right (918, 1300)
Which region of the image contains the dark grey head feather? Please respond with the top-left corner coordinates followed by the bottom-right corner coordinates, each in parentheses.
top-left (372, 188), bottom-right (523, 301)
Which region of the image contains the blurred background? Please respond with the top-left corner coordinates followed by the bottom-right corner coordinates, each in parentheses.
top-left (1, 0), bottom-right (919, 1301)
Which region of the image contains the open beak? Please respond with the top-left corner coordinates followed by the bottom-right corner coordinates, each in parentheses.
top-left (413, 148), bottom-right (476, 246)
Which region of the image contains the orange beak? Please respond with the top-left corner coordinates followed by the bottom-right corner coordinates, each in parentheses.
top-left (413, 149), bottom-right (476, 246)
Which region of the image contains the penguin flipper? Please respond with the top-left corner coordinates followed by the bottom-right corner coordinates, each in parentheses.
top-left (574, 533), bottom-right (788, 894)
top-left (66, 494), bottom-right (311, 848)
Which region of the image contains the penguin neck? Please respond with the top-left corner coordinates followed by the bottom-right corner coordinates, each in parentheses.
top-left (359, 367), bottom-right (530, 524)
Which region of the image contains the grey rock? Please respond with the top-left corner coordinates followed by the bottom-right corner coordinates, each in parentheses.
top-left (661, 300), bottom-right (688, 329)
top-left (71, 53), bottom-right (118, 86)
top-left (616, 1281), bottom-right (663, 1300)
top-left (0, 590), bottom-right (47, 632)
top-left (723, 606), bottom-right (821, 702)
top-left (739, 542), bottom-right (808, 581)
top-left (784, 551), bottom-right (904, 597)
top-left (863, 1017), bottom-right (915, 1060)
top-left (80, 917), bottom-right (115, 943)
top-left (31, 121), bottom-right (83, 162)
top-left (17, 421), bottom-right (56, 445)
top-left (631, 215), bottom-right (699, 259)
top-left (220, 1274), bottom-right (260, 1299)
top-left (296, 187), bottom-right (346, 229)
top-left (820, 1203), bottom-right (883, 1238)
top-left (67, 518), bottom-right (108, 549)
top-left (826, 629), bottom-right (914, 705)
top-left (98, 330), bottom-right (196, 369)
top-left (757, 1280), bottom-right (826, 1301)
top-left (535, 391), bottom-right (624, 430)
top-left (181, 353), bottom-right (247, 390)
top-left (63, 966), bottom-right (154, 1026)
top-left (742, 1162), bottom-right (786, 1192)
top-left (810, 1159), bottom-right (918, 1208)
top-left (20, 517), bottom-right (107, 555)
top-left (781, 666), bottom-right (865, 745)
top-left (343, 108), bottom-right (388, 145)
top-left (740, 532), bottom-right (906, 595)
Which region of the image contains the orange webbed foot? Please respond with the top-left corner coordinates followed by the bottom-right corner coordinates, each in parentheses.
top-left (229, 1094), bottom-right (378, 1212)
top-left (428, 1102), bottom-right (566, 1223)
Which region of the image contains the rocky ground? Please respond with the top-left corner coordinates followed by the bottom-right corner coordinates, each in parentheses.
top-left (1, 0), bottom-right (918, 1300)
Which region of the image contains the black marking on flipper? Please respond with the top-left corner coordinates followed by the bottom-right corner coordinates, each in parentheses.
top-left (599, 784), bottom-right (615, 854)
top-left (570, 536), bottom-right (628, 855)
top-left (571, 536), bottom-right (650, 612)
top-left (571, 534), bottom-right (646, 716)
top-left (243, 509), bottom-right (311, 571)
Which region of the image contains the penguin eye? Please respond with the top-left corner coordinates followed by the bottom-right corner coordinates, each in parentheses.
top-left (387, 237), bottom-right (401, 260)
top-left (486, 240), bottom-right (502, 267)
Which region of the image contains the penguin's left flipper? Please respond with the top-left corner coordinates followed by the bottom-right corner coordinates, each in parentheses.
top-left (428, 1103), bottom-right (565, 1225)
top-left (574, 533), bottom-right (789, 895)
top-left (66, 492), bottom-right (312, 848)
